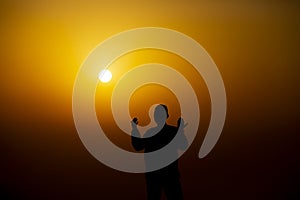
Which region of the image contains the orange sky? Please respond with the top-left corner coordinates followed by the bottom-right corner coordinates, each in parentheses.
top-left (1, 1), bottom-right (298, 126)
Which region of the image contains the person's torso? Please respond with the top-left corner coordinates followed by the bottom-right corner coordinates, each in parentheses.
top-left (144, 124), bottom-right (177, 152)
top-left (144, 124), bottom-right (180, 176)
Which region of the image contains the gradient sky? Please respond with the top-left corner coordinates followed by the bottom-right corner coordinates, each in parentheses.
top-left (1, 1), bottom-right (299, 199)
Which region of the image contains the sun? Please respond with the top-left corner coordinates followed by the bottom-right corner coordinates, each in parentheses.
top-left (98, 69), bottom-right (112, 83)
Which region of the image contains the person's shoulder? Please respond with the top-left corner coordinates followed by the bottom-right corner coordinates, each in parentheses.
top-left (144, 127), bottom-right (159, 138)
top-left (165, 124), bottom-right (178, 131)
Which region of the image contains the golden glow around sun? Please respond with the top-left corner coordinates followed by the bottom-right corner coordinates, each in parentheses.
top-left (99, 69), bottom-right (112, 83)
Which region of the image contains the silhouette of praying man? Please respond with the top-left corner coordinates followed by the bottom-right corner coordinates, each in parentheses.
top-left (131, 104), bottom-right (188, 200)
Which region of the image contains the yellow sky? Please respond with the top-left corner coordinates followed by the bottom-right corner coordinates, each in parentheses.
top-left (0, 0), bottom-right (299, 129)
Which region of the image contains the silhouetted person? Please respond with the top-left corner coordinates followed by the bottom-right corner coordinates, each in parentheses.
top-left (131, 104), bottom-right (188, 200)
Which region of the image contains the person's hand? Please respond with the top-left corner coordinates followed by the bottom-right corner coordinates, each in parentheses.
top-left (131, 117), bottom-right (138, 129)
top-left (177, 117), bottom-right (188, 129)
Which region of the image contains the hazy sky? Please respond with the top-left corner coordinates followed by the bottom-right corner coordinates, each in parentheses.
top-left (1, 1), bottom-right (299, 199)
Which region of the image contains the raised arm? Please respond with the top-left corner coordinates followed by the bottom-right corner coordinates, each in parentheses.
top-left (131, 118), bottom-right (145, 151)
top-left (176, 117), bottom-right (188, 150)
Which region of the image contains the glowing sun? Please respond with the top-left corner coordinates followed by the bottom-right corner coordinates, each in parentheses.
top-left (98, 69), bottom-right (112, 83)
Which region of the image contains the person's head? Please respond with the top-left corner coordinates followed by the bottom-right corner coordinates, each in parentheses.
top-left (154, 104), bottom-right (169, 126)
